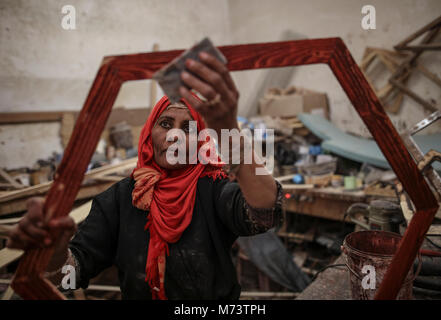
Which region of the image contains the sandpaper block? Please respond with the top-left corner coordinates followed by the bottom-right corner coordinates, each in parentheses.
top-left (153, 37), bottom-right (227, 104)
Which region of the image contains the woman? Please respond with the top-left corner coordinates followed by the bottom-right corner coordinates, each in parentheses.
top-left (6, 52), bottom-right (283, 300)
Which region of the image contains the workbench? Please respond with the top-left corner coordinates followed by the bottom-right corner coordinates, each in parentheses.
top-left (282, 186), bottom-right (367, 222)
top-left (281, 183), bottom-right (399, 222)
top-left (296, 255), bottom-right (351, 300)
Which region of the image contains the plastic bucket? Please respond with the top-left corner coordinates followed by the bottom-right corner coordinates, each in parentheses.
top-left (342, 230), bottom-right (419, 300)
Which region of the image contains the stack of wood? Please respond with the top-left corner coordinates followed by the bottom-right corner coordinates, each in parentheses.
top-left (0, 158), bottom-right (137, 300)
top-left (0, 157), bottom-right (137, 219)
top-left (360, 15), bottom-right (441, 114)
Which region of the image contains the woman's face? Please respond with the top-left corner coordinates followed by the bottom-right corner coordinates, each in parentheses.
top-left (151, 105), bottom-right (194, 170)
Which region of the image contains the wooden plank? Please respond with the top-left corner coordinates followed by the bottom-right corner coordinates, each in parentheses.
top-left (0, 200), bottom-right (92, 269)
top-left (284, 195), bottom-right (355, 222)
top-left (427, 224), bottom-right (441, 236)
top-left (278, 231), bottom-right (316, 242)
top-left (86, 284), bottom-right (121, 292)
top-left (389, 25), bottom-right (441, 114)
top-left (390, 78), bottom-right (438, 112)
top-left (1, 285), bottom-right (14, 300)
top-left (400, 43), bottom-right (441, 51)
top-left (287, 186), bottom-right (366, 202)
top-left (0, 112), bottom-right (66, 124)
top-left (0, 183), bottom-right (15, 189)
top-left (0, 108), bottom-right (150, 127)
top-left (75, 182), bottom-right (115, 201)
top-left (417, 64), bottom-right (441, 88)
top-left (0, 169), bottom-right (25, 190)
top-left (274, 173), bottom-right (296, 182)
top-left (91, 176), bottom-right (125, 183)
top-left (0, 158), bottom-right (136, 204)
top-left (0, 181), bottom-right (53, 204)
top-left (394, 15), bottom-right (441, 50)
top-left (0, 248), bottom-right (22, 269)
top-left (0, 217), bottom-right (21, 224)
top-left (83, 158), bottom-right (137, 180)
top-left (0, 181), bottom-right (114, 216)
top-left (282, 184), bottom-right (314, 190)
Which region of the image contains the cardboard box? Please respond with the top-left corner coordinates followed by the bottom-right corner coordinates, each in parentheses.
top-left (259, 86), bottom-right (329, 119)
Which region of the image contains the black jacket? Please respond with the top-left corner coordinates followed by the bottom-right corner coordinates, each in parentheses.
top-left (69, 176), bottom-right (283, 299)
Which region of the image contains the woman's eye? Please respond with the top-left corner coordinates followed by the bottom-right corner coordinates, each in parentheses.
top-left (160, 121), bottom-right (171, 129)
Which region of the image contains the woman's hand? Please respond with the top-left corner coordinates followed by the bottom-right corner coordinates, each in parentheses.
top-left (6, 197), bottom-right (76, 259)
top-left (179, 52), bottom-right (240, 135)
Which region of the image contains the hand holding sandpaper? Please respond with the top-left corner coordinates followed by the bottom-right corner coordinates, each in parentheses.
top-left (153, 38), bottom-right (228, 104)
top-left (153, 37), bottom-right (240, 135)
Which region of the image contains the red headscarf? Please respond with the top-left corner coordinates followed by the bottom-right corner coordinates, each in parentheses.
top-left (131, 95), bottom-right (226, 299)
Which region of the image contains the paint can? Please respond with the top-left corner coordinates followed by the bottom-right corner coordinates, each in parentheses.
top-left (342, 230), bottom-right (420, 300)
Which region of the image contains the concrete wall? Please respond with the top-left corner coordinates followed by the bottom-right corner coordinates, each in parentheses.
top-left (0, 0), bottom-right (440, 169)
top-left (227, 0), bottom-right (441, 136)
top-left (0, 0), bottom-right (231, 112)
top-left (0, 0), bottom-right (231, 168)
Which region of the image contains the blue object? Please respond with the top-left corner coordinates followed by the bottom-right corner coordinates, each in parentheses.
top-left (309, 145), bottom-right (322, 156)
top-left (292, 174), bottom-right (304, 184)
top-left (237, 116), bottom-right (254, 129)
top-left (298, 113), bottom-right (441, 172)
top-left (237, 116), bottom-right (248, 124)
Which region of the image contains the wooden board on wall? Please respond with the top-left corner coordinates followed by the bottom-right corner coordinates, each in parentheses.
top-left (0, 107), bottom-right (150, 158)
top-left (0, 107), bottom-right (151, 127)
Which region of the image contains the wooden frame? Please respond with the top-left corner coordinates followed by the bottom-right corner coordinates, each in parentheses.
top-left (11, 38), bottom-right (439, 300)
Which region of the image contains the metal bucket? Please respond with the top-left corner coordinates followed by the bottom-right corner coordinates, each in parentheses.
top-left (342, 230), bottom-right (419, 300)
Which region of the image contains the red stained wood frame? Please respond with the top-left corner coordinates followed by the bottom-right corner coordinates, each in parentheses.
top-left (11, 38), bottom-right (439, 300)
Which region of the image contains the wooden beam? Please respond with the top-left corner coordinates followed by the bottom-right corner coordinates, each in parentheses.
top-left (0, 200), bottom-right (92, 269)
top-left (0, 169), bottom-right (25, 190)
top-left (0, 112), bottom-right (67, 125)
top-left (284, 194), bottom-right (357, 222)
top-left (0, 158), bottom-right (136, 207)
top-left (394, 15), bottom-right (441, 50)
top-left (282, 184), bottom-right (314, 190)
top-left (399, 43), bottom-right (441, 51)
top-left (0, 108), bottom-right (150, 128)
top-left (240, 291), bottom-right (298, 298)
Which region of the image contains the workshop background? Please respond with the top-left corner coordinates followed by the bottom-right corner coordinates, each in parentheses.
top-left (0, 0), bottom-right (440, 300)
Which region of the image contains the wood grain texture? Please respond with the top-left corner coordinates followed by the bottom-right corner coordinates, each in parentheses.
top-left (11, 38), bottom-right (439, 300)
top-left (11, 58), bottom-right (122, 299)
top-left (328, 39), bottom-right (438, 299)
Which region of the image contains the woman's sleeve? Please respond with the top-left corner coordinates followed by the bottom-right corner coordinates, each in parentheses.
top-left (213, 178), bottom-right (284, 237)
top-left (68, 185), bottom-right (120, 289)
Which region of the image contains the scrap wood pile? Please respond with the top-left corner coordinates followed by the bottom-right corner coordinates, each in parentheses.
top-left (360, 15), bottom-right (441, 114)
top-left (0, 158), bottom-right (137, 300)
top-left (0, 157), bottom-right (137, 220)
top-left (0, 104), bottom-right (149, 218)
top-left (0, 106), bottom-right (148, 299)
